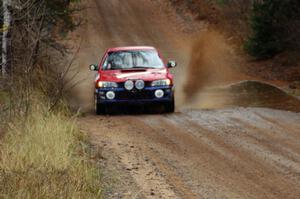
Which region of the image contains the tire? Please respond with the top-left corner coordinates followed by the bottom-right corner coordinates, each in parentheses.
top-left (95, 96), bottom-right (105, 115)
top-left (164, 98), bottom-right (175, 113)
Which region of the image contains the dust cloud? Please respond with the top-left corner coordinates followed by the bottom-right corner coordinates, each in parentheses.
top-left (183, 30), bottom-right (300, 111)
top-left (184, 30), bottom-right (239, 98)
top-left (187, 80), bottom-right (300, 112)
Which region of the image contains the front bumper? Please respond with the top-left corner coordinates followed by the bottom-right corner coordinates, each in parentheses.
top-left (95, 86), bottom-right (174, 104)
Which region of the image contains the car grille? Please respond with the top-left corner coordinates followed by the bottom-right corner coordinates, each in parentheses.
top-left (118, 81), bottom-right (152, 88)
top-left (117, 90), bottom-right (153, 100)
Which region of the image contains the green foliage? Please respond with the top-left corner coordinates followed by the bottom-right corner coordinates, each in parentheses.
top-left (245, 0), bottom-right (300, 59)
top-left (212, 0), bottom-right (229, 6)
top-left (245, 0), bottom-right (281, 58)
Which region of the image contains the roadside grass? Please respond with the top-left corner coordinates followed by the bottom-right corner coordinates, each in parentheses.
top-left (0, 97), bottom-right (102, 198)
top-left (0, 90), bottom-right (9, 134)
top-left (0, 91), bottom-right (9, 105)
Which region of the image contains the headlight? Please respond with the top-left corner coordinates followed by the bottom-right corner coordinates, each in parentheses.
top-left (151, 79), bottom-right (171, 87)
top-left (124, 80), bottom-right (134, 90)
top-left (135, 80), bottom-right (145, 90)
top-left (97, 81), bottom-right (118, 88)
top-left (106, 91), bottom-right (116, 100)
top-left (154, 89), bottom-right (164, 98)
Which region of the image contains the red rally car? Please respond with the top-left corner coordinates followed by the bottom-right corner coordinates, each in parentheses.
top-left (89, 46), bottom-right (177, 114)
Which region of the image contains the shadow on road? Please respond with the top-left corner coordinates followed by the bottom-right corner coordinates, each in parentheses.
top-left (96, 104), bottom-right (170, 116)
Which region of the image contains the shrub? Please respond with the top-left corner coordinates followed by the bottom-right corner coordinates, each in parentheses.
top-left (245, 0), bottom-right (300, 59)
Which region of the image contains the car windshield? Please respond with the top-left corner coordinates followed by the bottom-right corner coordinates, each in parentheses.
top-left (103, 50), bottom-right (164, 70)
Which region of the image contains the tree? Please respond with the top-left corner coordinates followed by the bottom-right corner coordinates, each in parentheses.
top-left (245, 0), bottom-right (300, 59)
top-left (0, 0), bottom-right (81, 115)
top-left (1, 0), bottom-right (11, 76)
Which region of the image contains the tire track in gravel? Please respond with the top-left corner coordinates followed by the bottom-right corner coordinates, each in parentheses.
top-left (79, 108), bottom-right (300, 198)
top-left (139, 112), bottom-right (300, 198)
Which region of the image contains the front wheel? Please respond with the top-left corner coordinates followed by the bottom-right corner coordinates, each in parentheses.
top-left (164, 99), bottom-right (175, 113)
top-left (95, 96), bottom-right (105, 115)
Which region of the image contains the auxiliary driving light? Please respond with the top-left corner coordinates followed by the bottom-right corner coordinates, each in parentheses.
top-left (124, 80), bottom-right (134, 90)
top-left (106, 91), bottom-right (115, 100)
top-left (135, 80), bottom-right (145, 90)
top-left (154, 89), bottom-right (164, 98)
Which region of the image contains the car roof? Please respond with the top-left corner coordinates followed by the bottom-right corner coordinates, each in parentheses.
top-left (107, 46), bottom-right (156, 52)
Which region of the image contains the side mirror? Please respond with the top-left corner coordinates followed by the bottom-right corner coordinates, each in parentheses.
top-left (167, 60), bottom-right (177, 68)
top-left (89, 64), bottom-right (98, 71)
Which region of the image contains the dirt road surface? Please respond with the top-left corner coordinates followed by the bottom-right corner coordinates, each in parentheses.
top-left (80, 109), bottom-right (300, 198)
top-left (71, 0), bottom-right (300, 198)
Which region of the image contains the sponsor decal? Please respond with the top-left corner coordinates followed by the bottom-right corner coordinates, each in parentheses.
top-left (116, 71), bottom-right (165, 79)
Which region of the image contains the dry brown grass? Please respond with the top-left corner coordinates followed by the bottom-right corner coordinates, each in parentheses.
top-left (0, 97), bottom-right (102, 198)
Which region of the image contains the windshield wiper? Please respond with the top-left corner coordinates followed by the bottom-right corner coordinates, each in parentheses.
top-left (132, 66), bottom-right (147, 68)
top-left (132, 66), bottom-right (156, 69)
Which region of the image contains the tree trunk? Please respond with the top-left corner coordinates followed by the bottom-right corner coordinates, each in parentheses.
top-left (2, 0), bottom-right (11, 76)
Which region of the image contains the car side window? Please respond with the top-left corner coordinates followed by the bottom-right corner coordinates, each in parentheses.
top-left (102, 56), bottom-right (113, 70)
top-left (102, 57), bottom-right (108, 69)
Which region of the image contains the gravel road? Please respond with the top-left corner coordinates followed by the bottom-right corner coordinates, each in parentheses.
top-left (70, 0), bottom-right (300, 198)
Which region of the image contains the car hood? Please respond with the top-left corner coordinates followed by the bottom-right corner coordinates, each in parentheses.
top-left (100, 68), bottom-right (169, 82)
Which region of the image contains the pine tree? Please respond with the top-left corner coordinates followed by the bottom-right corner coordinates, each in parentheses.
top-left (245, 0), bottom-right (300, 59)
